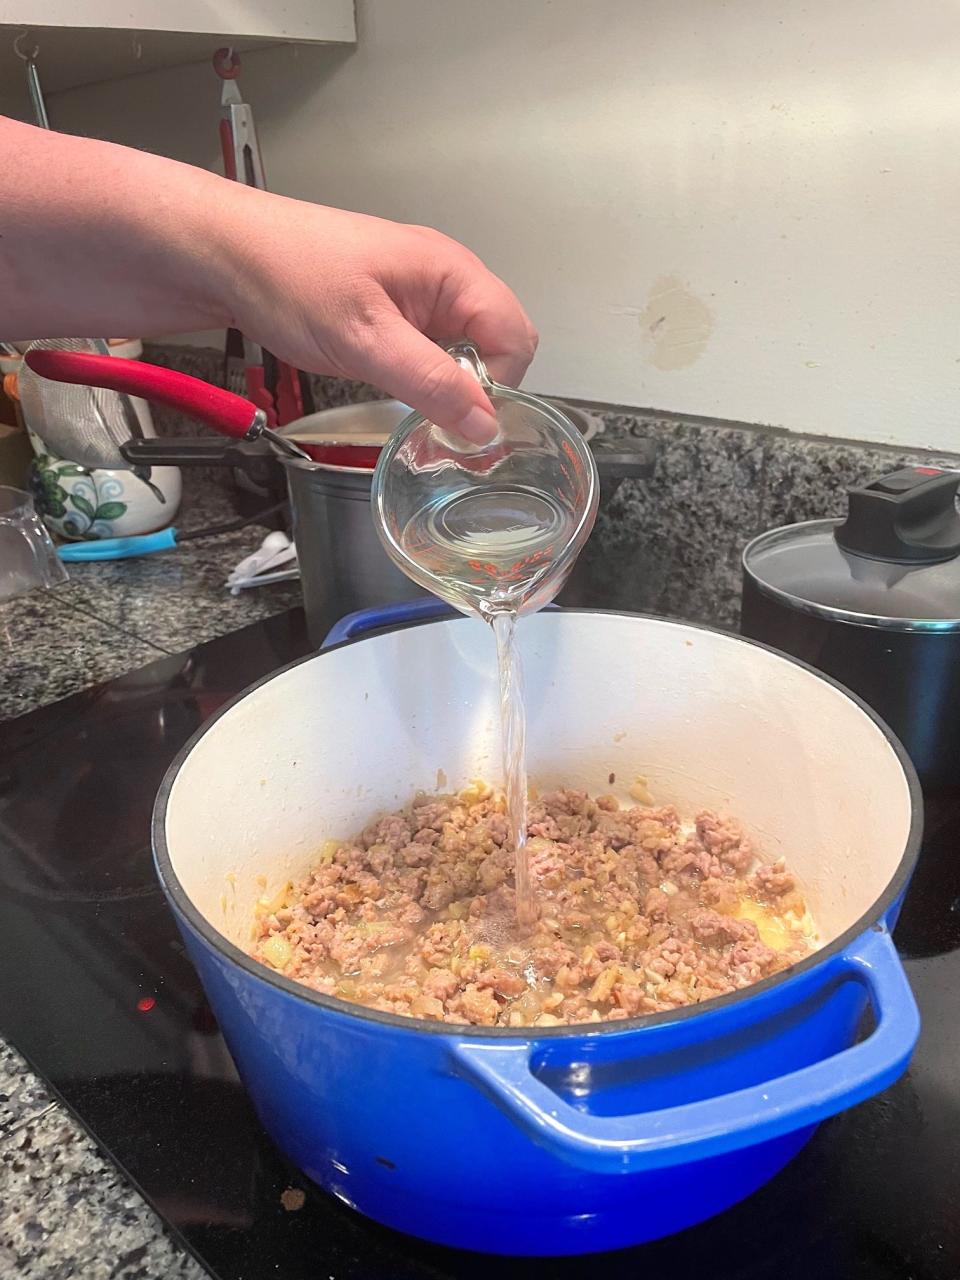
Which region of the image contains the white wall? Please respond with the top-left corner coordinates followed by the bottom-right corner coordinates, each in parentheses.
top-left (50, 0), bottom-right (960, 450)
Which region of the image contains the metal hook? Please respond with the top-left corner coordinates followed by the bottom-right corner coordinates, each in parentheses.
top-left (213, 46), bottom-right (241, 79)
top-left (13, 30), bottom-right (39, 63)
top-left (131, 33), bottom-right (142, 61)
top-left (15, 31), bottom-right (49, 130)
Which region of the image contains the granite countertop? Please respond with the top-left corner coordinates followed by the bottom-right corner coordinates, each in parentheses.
top-left (0, 477), bottom-right (301, 723)
top-left (1, 476), bottom-right (298, 1279)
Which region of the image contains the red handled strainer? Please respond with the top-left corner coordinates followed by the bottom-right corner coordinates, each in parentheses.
top-left (22, 348), bottom-right (382, 471)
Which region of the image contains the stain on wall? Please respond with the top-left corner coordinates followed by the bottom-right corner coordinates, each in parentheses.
top-left (640, 275), bottom-right (714, 370)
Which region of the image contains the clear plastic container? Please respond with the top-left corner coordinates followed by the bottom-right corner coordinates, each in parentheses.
top-left (0, 485), bottom-right (68, 602)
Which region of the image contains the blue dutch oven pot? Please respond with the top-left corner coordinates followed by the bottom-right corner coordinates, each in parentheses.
top-left (153, 601), bottom-right (921, 1255)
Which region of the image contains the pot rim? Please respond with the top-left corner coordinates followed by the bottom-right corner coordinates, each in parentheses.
top-left (152, 609), bottom-right (923, 1040)
top-left (276, 398), bottom-right (603, 478)
top-left (743, 519), bottom-right (960, 632)
top-left (281, 454), bottom-right (378, 476)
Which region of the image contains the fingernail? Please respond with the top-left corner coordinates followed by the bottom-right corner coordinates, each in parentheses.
top-left (455, 406), bottom-right (499, 444)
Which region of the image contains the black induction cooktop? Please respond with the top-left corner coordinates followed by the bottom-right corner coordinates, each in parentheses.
top-left (1, 607), bottom-right (958, 1280)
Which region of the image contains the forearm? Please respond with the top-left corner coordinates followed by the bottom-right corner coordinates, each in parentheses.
top-left (0, 116), bottom-right (235, 339)
top-left (0, 116), bottom-right (536, 437)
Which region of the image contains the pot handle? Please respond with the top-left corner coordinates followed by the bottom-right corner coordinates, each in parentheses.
top-left (323, 599), bottom-right (561, 646)
top-left (322, 597), bottom-right (457, 645)
top-left (451, 927), bottom-right (918, 1174)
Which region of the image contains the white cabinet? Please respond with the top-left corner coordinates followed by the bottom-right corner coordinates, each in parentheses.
top-left (0, 2), bottom-right (355, 112)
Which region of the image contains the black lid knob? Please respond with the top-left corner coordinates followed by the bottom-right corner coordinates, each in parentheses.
top-left (834, 467), bottom-right (960, 564)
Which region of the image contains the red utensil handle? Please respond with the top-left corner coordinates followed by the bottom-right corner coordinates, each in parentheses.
top-left (274, 360), bottom-right (304, 426)
top-left (24, 350), bottom-right (261, 440)
top-left (244, 364), bottom-right (278, 426)
top-left (219, 118), bottom-right (237, 181)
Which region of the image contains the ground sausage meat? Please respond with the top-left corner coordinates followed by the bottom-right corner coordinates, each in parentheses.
top-left (252, 788), bottom-right (816, 1027)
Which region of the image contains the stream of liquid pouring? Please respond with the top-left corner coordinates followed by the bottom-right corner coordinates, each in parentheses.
top-left (493, 611), bottom-right (537, 927)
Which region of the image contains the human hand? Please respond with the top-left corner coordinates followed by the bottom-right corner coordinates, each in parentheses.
top-left (220, 190), bottom-right (538, 442)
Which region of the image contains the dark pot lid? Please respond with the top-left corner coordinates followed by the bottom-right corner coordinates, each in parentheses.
top-left (744, 467), bottom-right (960, 632)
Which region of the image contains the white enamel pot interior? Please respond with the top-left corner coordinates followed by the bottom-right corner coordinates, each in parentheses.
top-left (162, 611), bottom-right (918, 978)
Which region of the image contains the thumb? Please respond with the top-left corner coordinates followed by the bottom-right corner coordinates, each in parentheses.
top-left (351, 313), bottom-right (499, 444)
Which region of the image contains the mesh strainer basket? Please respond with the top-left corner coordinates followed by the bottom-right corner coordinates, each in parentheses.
top-left (18, 338), bottom-right (147, 471)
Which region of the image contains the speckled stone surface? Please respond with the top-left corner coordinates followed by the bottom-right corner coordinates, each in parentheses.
top-left (560, 415), bottom-right (764, 628)
top-left (61, 476), bottom-right (301, 655)
top-left (0, 1103), bottom-right (206, 1279)
top-left (143, 342), bottom-right (385, 415)
top-left (0, 588), bottom-right (167, 722)
top-left (64, 527), bottom-right (301, 655)
top-left (0, 476), bottom-right (300, 723)
top-left (0, 1043), bottom-right (54, 1136)
top-left (760, 433), bottom-right (960, 529)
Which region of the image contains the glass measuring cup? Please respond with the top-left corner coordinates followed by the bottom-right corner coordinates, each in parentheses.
top-left (372, 345), bottom-right (599, 618)
top-left (0, 486), bottom-right (68, 602)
